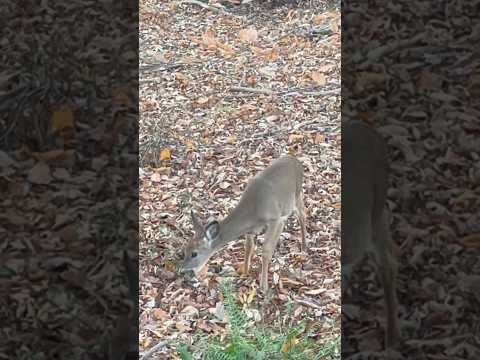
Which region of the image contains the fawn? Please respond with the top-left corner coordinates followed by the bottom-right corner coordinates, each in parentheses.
top-left (179, 155), bottom-right (306, 292)
top-left (342, 120), bottom-right (400, 349)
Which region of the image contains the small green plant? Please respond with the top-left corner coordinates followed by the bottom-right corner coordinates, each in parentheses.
top-left (177, 282), bottom-right (340, 360)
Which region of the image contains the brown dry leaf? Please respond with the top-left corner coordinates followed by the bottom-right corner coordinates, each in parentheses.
top-left (28, 162), bottom-right (52, 185)
top-left (358, 111), bottom-right (370, 122)
top-left (217, 42), bottom-right (235, 56)
top-left (251, 46), bottom-right (263, 55)
top-left (311, 71), bottom-right (327, 86)
top-left (196, 97), bottom-right (210, 105)
top-left (238, 28), bottom-right (258, 43)
top-left (356, 72), bottom-right (385, 90)
top-left (288, 134), bottom-right (304, 143)
top-left (201, 30), bottom-right (218, 48)
top-left (461, 233), bottom-right (480, 247)
top-left (175, 321), bottom-right (191, 332)
top-left (164, 260), bottom-right (176, 272)
top-left (175, 72), bottom-right (187, 81)
top-left (160, 148), bottom-right (171, 161)
top-left (313, 14), bottom-right (327, 25)
top-left (304, 288), bottom-right (325, 296)
top-left (332, 202), bottom-right (341, 209)
top-left (151, 173), bottom-right (162, 182)
top-left (318, 63), bottom-right (335, 73)
top-left (265, 48), bottom-right (279, 61)
top-left (417, 71), bottom-right (443, 90)
top-left (240, 293), bottom-right (248, 304)
top-left (237, 262), bottom-right (246, 275)
top-left (246, 76), bottom-right (257, 87)
top-left (287, 147), bottom-right (298, 156)
top-left (180, 305), bottom-right (199, 318)
top-left (226, 136), bottom-right (236, 144)
top-left (281, 278), bottom-right (304, 288)
top-left (32, 149), bottom-right (72, 162)
top-left (313, 132), bottom-right (325, 144)
top-left (330, 18), bottom-right (340, 33)
top-left (246, 287), bottom-right (256, 304)
top-left (186, 140), bottom-right (195, 152)
top-left (196, 319), bottom-right (214, 333)
top-left (112, 88), bottom-right (131, 107)
top-left (52, 105), bottom-right (74, 133)
top-left (219, 181), bottom-right (230, 189)
top-left (280, 337), bottom-right (299, 353)
top-left (152, 309), bottom-right (169, 322)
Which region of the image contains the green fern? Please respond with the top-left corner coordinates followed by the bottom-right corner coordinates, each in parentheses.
top-left (178, 281), bottom-right (340, 360)
top-left (177, 344), bottom-right (193, 360)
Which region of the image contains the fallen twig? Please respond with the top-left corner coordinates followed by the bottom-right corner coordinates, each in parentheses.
top-left (140, 339), bottom-right (173, 360)
top-left (366, 33), bottom-right (425, 61)
top-left (175, 0), bottom-right (233, 16)
top-left (230, 86), bottom-right (276, 95)
top-left (140, 63), bottom-right (187, 72)
top-left (229, 86), bottom-right (340, 97)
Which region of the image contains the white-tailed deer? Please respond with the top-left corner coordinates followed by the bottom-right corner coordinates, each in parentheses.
top-left (342, 120), bottom-right (400, 349)
top-left (180, 155), bottom-right (306, 292)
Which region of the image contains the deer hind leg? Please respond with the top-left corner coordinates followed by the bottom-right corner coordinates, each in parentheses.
top-left (244, 234), bottom-right (255, 275)
top-left (260, 220), bottom-right (284, 292)
top-left (295, 192), bottom-right (307, 252)
top-left (372, 207), bottom-right (400, 349)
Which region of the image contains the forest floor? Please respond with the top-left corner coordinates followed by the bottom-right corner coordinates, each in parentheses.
top-left (139, 0), bottom-right (341, 358)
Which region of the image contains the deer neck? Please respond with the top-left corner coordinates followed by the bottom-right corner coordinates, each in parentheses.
top-left (218, 204), bottom-right (254, 246)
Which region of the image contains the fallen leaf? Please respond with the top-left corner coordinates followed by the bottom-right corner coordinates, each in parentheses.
top-left (175, 72), bottom-right (187, 81)
top-left (226, 136), bottom-right (236, 144)
top-left (238, 28), bottom-right (258, 43)
top-left (112, 88), bottom-right (131, 107)
top-left (0, 150), bottom-right (14, 168)
top-left (304, 288), bottom-right (325, 296)
top-left (217, 42), bottom-right (235, 56)
top-left (164, 261), bottom-right (176, 272)
top-left (313, 132), bottom-right (325, 144)
top-left (201, 30), bottom-right (218, 48)
top-left (186, 141), bottom-right (195, 152)
top-left (152, 309), bottom-right (169, 322)
top-left (175, 320), bottom-right (191, 332)
top-left (219, 181), bottom-right (230, 189)
top-left (281, 337), bottom-right (299, 353)
top-left (32, 149), bottom-right (70, 162)
top-left (196, 97), bottom-right (210, 105)
top-left (52, 105), bottom-right (74, 133)
top-left (462, 233), bottom-right (480, 247)
top-left (180, 305), bottom-right (199, 318)
top-left (311, 71), bottom-right (327, 86)
top-left (273, 272), bottom-right (279, 285)
top-left (28, 162), bottom-right (52, 185)
top-left (160, 148), bottom-right (171, 161)
top-left (288, 134), bottom-right (304, 143)
top-left (151, 173), bottom-right (162, 182)
top-left (237, 262), bottom-right (246, 275)
top-left (246, 288), bottom-right (256, 303)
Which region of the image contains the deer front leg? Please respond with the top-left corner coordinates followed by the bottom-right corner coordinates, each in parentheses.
top-left (296, 194), bottom-right (307, 252)
top-left (244, 234), bottom-right (255, 275)
top-left (260, 221), bottom-right (284, 292)
top-left (373, 208), bottom-right (400, 349)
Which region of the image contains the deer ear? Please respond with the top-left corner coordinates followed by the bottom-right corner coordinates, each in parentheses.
top-left (205, 221), bottom-right (220, 242)
top-left (191, 210), bottom-right (204, 234)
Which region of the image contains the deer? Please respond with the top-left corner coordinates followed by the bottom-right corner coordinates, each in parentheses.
top-left (179, 155), bottom-right (306, 293)
top-left (342, 120), bottom-right (400, 350)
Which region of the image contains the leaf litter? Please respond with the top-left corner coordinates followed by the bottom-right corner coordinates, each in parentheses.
top-left (140, 0), bottom-right (340, 357)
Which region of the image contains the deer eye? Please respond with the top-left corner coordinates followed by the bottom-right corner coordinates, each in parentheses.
top-left (191, 251), bottom-right (198, 258)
